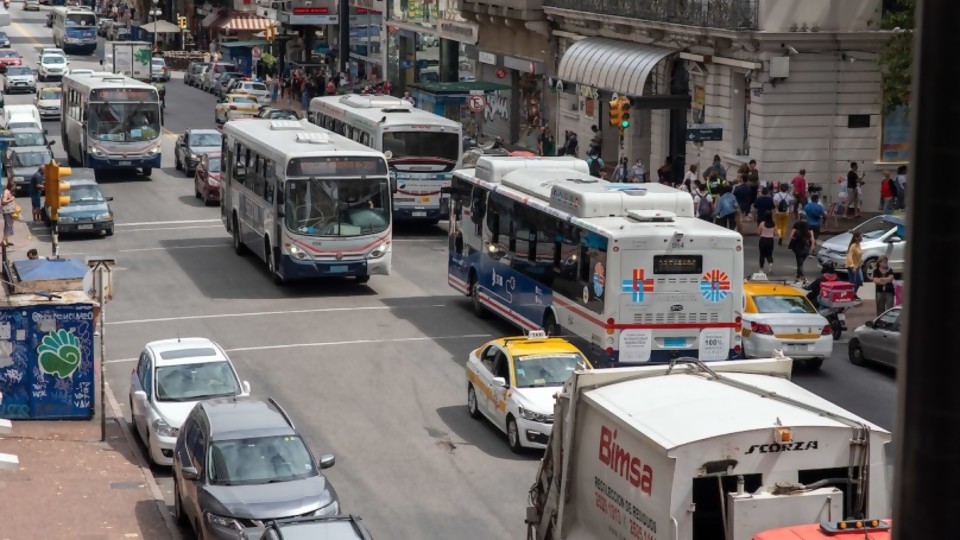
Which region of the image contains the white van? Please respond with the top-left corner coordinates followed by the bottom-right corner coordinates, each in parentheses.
top-left (3, 105), bottom-right (43, 129)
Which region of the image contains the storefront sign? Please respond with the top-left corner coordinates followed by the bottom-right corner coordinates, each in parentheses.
top-left (350, 0), bottom-right (385, 11)
top-left (503, 55), bottom-right (544, 75)
top-left (436, 19), bottom-right (478, 44)
top-left (479, 51), bottom-right (496, 65)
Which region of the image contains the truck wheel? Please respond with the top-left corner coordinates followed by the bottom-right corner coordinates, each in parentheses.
top-left (467, 385), bottom-right (482, 419)
top-left (507, 416), bottom-right (523, 453)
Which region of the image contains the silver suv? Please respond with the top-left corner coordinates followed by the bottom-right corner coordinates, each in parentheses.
top-left (173, 397), bottom-right (339, 539)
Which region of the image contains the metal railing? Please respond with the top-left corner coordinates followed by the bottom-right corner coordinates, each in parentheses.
top-left (543, 0), bottom-right (759, 30)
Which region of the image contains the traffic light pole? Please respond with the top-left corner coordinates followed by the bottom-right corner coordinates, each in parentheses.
top-left (51, 220), bottom-right (59, 259)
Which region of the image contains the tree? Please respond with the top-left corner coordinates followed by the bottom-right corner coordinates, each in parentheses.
top-left (877, 0), bottom-right (915, 113)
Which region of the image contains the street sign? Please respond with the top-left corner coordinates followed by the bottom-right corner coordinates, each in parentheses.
top-left (467, 94), bottom-right (487, 112)
top-left (469, 89), bottom-right (484, 95)
top-left (687, 123), bottom-right (723, 142)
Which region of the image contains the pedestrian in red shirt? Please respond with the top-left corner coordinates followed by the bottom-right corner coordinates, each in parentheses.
top-left (880, 170), bottom-right (896, 213)
top-left (790, 168), bottom-right (808, 217)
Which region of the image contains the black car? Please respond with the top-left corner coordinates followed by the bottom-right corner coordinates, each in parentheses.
top-left (241, 515), bottom-right (375, 540)
top-left (174, 128), bottom-right (222, 177)
top-left (5, 145), bottom-right (51, 193)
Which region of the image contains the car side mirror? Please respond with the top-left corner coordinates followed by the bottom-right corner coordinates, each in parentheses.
top-left (318, 454), bottom-right (335, 470)
top-left (43, 129), bottom-right (48, 135)
top-left (181, 466), bottom-right (199, 480)
top-left (133, 390), bottom-right (147, 401)
top-left (492, 376), bottom-right (507, 388)
top-left (865, 320), bottom-right (875, 328)
top-left (241, 380), bottom-right (251, 395)
top-left (105, 196), bottom-right (114, 202)
top-left (887, 236), bottom-right (902, 243)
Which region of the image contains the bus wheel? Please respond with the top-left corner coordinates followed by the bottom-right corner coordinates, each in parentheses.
top-left (470, 274), bottom-right (487, 318)
top-left (542, 311), bottom-right (558, 336)
top-left (142, 167), bottom-right (152, 177)
top-left (232, 214), bottom-right (247, 256)
top-left (266, 241), bottom-right (283, 285)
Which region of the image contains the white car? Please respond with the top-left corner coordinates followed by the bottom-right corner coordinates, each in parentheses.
top-left (465, 332), bottom-right (591, 452)
top-left (69, 68), bottom-right (94, 76)
top-left (34, 86), bottom-right (62, 119)
top-left (129, 337), bottom-right (251, 466)
top-left (230, 80), bottom-right (270, 102)
top-left (3, 66), bottom-right (36, 94)
top-left (40, 48), bottom-right (66, 57)
top-left (741, 280), bottom-right (833, 369)
top-left (38, 54), bottom-right (69, 81)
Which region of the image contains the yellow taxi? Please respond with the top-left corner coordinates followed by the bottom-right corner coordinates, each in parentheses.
top-left (465, 331), bottom-right (592, 452)
top-left (741, 279), bottom-right (833, 369)
top-left (214, 93), bottom-right (261, 125)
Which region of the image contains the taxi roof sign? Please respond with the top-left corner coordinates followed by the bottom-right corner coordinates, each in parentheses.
top-left (527, 330), bottom-right (547, 339)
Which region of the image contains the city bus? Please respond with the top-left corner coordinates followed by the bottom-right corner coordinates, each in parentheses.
top-left (61, 73), bottom-right (162, 176)
top-left (51, 7), bottom-right (97, 54)
top-left (447, 156), bottom-right (745, 366)
top-left (221, 119), bottom-right (393, 284)
top-left (308, 94), bottom-right (462, 224)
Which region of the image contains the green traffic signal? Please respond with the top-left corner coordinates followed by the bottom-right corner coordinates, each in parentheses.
top-left (621, 120), bottom-right (630, 128)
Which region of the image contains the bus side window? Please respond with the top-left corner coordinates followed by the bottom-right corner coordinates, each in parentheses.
top-left (264, 160), bottom-right (276, 204)
top-left (471, 186), bottom-right (485, 236)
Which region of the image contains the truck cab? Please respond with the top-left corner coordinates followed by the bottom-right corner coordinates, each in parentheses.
top-left (753, 519), bottom-right (891, 540)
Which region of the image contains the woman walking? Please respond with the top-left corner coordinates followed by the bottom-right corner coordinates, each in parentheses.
top-left (1, 179), bottom-right (16, 247)
top-left (757, 215), bottom-right (778, 273)
top-left (772, 183), bottom-right (792, 245)
top-left (845, 232), bottom-right (864, 297)
top-left (788, 220), bottom-right (815, 280)
top-left (872, 255), bottom-right (896, 315)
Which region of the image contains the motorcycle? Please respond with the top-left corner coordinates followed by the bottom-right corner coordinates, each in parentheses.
top-left (461, 139), bottom-right (510, 168)
top-left (802, 269), bottom-right (860, 340)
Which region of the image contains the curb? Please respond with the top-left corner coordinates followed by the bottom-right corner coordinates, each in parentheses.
top-left (104, 380), bottom-right (183, 540)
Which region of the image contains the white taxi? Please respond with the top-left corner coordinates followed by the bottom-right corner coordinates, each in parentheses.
top-left (466, 331), bottom-right (591, 452)
top-left (214, 93), bottom-right (260, 125)
top-left (741, 278), bottom-right (833, 369)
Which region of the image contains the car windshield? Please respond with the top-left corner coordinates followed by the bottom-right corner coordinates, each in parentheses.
top-left (154, 361), bottom-right (239, 402)
top-left (7, 67), bottom-right (30, 76)
top-left (244, 83), bottom-right (267, 92)
top-left (0, 51), bottom-right (17, 58)
top-left (382, 130), bottom-right (460, 163)
top-left (284, 177), bottom-right (390, 237)
top-left (68, 184), bottom-right (105, 203)
top-left (853, 216), bottom-right (901, 240)
top-left (0, 33), bottom-right (7, 39)
top-left (11, 132), bottom-right (44, 146)
top-left (513, 353), bottom-right (587, 388)
top-left (268, 110), bottom-right (297, 119)
top-left (88, 102), bottom-right (161, 142)
top-left (753, 294), bottom-right (817, 314)
top-left (14, 151), bottom-right (50, 167)
top-left (232, 96), bottom-right (257, 104)
top-left (190, 133), bottom-right (221, 147)
top-left (40, 89), bottom-right (61, 100)
top-left (207, 157), bottom-right (221, 172)
top-left (42, 56), bottom-right (65, 65)
top-left (152, 59), bottom-right (164, 65)
top-left (208, 435), bottom-right (316, 485)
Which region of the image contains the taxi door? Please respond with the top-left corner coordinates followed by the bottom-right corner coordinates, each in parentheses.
top-left (472, 345), bottom-right (500, 418)
top-left (488, 350), bottom-right (512, 423)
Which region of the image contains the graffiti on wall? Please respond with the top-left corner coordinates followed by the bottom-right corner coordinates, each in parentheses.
top-left (484, 91), bottom-right (509, 123)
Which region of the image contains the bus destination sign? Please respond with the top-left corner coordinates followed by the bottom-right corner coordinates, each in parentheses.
top-left (90, 88), bottom-right (158, 102)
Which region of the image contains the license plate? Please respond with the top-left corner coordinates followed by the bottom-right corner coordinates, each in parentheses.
top-left (329, 265), bottom-right (348, 273)
top-left (117, 161), bottom-right (131, 166)
top-left (664, 338), bottom-right (686, 348)
top-left (788, 343), bottom-right (812, 351)
top-left (420, 196), bottom-right (431, 203)
top-left (412, 211), bottom-right (427, 217)
top-left (77, 224), bottom-right (94, 230)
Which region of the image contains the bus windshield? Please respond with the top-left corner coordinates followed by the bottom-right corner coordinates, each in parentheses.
top-left (65, 13), bottom-right (96, 26)
top-left (87, 102), bottom-right (161, 142)
top-left (382, 131), bottom-right (459, 162)
top-left (284, 177), bottom-right (390, 237)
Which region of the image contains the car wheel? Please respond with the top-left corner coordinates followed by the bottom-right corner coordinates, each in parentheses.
top-left (142, 167), bottom-right (152, 177)
top-left (470, 273), bottom-right (487, 318)
top-left (184, 168), bottom-right (193, 178)
top-left (356, 275), bottom-right (370, 284)
top-left (105, 227), bottom-right (113, 237)
top-left (232, 214), bottom-right (247, 255)
top-left (849, 338), bottom-right (866, 366)
top-left (467, 385), bottom-right (482, 419)
top-left (804, 358), bottom-right (824, 370)
top-left (174, 480), bottom-right (188, 526)
top-left (831, 319), bottom-right (843, 340)
top-left (175, 154), bottom-right (181, 170)
top-left (507, 416), bottom-right (523, 453)
top-left (862, 257), bottom-right (879, 280)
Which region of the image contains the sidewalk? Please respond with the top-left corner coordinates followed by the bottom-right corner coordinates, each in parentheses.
top-left (740, 211), bottom-right (882, 237)
top-left (0, 220), bottom-right (178, 540)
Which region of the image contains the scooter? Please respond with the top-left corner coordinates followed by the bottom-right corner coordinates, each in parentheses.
top-left (803, 278), bottom-right (859, 340)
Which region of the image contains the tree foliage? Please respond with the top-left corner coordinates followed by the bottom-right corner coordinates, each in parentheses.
top-left (877, 0), bottom-right (915, 113)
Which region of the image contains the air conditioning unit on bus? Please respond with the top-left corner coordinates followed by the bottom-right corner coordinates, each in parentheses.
top-left (474, 155), bottom-right (588, 184)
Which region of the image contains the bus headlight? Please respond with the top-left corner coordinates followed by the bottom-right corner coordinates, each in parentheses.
top-left (88, 146), bottom-right (106, 157)
top-left (147, 146), bottom-right (161, 155)
top-left (368, 242), bottom-right (388, 259)
top-left (284, 243), bottom-right (310, 261)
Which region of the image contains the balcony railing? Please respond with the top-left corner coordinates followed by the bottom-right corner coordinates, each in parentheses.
top-left (543, 0), bottom-right (758, 30)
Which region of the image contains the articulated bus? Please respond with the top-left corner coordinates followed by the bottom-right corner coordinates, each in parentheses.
top-left (447, 157), bottom-right (745, 366)
top-left (308, 95), bottom-right (462, 223)
top-left (221, 119), bottom-right (393, 284)
top-left (52, 7), bottom-right (97, 54)
top-left (61, 73), bottom-right (162, 176)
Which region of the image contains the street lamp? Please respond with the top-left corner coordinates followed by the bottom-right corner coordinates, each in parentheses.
top-left (149, 0), bottom-right (162, 50)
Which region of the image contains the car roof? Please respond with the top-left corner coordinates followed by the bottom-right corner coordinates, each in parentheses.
top-left (743, 282), bottom-right (806, 296)
top-left (186, 128), bottom-right (220, 136)
top-left (200, 398), bottom-right (296, 440)
top-left (145, 337), bottom-right (230, 366)
top-left (490, 336), bottom-right (584, 357)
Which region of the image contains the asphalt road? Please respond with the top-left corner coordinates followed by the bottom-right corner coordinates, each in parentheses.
top-left (2, 9), bottom-right (898, 539)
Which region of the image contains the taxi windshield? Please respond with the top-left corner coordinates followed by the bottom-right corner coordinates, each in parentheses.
top-left (753, 295), bottom-right (817, 314)
top-left (231, 96), bottom-right (257, 104)
top-left (40, 88), bottom-right (61, 100)
top-left (513, 353), bottom-right (587, 388)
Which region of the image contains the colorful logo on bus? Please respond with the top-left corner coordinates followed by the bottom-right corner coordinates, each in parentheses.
top-left (592, 263), bottom-right (605, 297)
top-left (700, 269), bottom-right (731, 302)
top-left (622, 268), bottom-right (654, 303)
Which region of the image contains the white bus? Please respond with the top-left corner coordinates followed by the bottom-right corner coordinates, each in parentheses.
top-left (447, 157), bottom-right (745, 367)
top-left (61, 73), bottom-right (162, 176)
top-left (52, 7), bottom-right (97, 54)
top-left (308, 95), bottom-right (462, 224)
top-left (221, 119), bottom-right (393, 284)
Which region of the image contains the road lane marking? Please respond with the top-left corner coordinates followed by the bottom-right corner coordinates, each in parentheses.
top-left (115, 242), bottom-right (230, 254)
top-left (119, 224), bottom-right (223, 233)
top-left (116, 219), bottom-right (221, 227)
top-left (10, 22), bottom-right (42, 47)
top-left (108, 303), bottom-right (450, 325)
top-left (104, 333), bottom-right (491, 363)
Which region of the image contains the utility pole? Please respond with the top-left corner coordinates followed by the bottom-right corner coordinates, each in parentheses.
top-left (337, 0), bottom-right (349, 75)
top-left (893, 0), bottom-right (960, 538)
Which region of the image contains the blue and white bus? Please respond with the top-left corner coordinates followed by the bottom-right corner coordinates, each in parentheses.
top-left (52, 7), bottom-right (97, 54)
top-left (308, 95), bottom-right (462, 224)
top-left (61, 73), bottom-right (162, 176)
top-left (447, 157), bottom-right (745, 367)
top-left (221, 119), bottom-right (393, 284)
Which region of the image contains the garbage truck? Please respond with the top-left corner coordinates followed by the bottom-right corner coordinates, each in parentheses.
top-left (525, 357), bottom-right (891, 540)
top-left (100, 41), bottom-right (151, 81)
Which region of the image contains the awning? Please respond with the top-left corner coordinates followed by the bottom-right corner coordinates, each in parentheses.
top-left (221, 39), bottom-right (268, 48)
top-left (219, 14), bottom-right (274, 31)
top-left (138, 20), bottom-right (181, 33)
top-left (558, 37), bottom-right (676, 98)
top-left (201, 9), bottom-right (226, 27)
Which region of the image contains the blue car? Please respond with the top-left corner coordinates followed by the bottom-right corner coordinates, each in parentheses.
top-left (43, 169), bottom-right (115, 236)
top-left (0, 32), bottom-right (10, 48)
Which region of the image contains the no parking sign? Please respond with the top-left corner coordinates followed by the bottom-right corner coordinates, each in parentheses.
top-left (467, 94), bottom-right (487, 112)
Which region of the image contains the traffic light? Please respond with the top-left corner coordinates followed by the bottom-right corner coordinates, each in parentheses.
top-left (177, 15), bottom-right (187, 30)
top-left (608, 97), bottom-right (621, 127)
top-left (264, 25), bottom-right (276, 42)
top-left (615, 96), bottom-right (631, 135)
top-left (43, 161), bottom-right (72, 222)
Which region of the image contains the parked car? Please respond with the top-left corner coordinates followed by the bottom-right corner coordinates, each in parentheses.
top-left (43, 170), bottom-right (115, 236)
top-left (214, 93), bottom-right (260, 124)
top-left (201, 61), bottom-right (236, 92)
top-left (240, 515), bottom-right (375, 540)
top-left (256, 108), bottom-right (299, 120)
top-left (3, 66), bottom-right (36, 94)
top-left (35, 86), bottom-right (62, 120)
top-left (849, 306), bottom-right (901, 369)
top-left (818, 214), bottom-right (906, 277)
top-left (184, 62), bottom-right (208, 86)
top-left (38, 54), bottom-right (70, 81)
top-left (5, 145), bottom-right (51, 194)
top-left (172, 397), bottom-right (339, 538)
top-left (129, 337), bottom-right (251, 466)
top-left (0, 50), bottom-right (22, 74)
top-left (215, 71), bottom-right (244, 97)
top-left (194, 152), bottom-right (221, 206)
top-left (175, 128), bottom-right (221, 176)
top-left (151, 57), bottom-right (170, 82)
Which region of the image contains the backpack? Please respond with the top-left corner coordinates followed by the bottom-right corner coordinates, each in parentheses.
top-left (776, 194), bottom-right (789, 213)
top-left (697, 194), bottom-right (713, 218)
top-left (588, 158), bottom-right (602, 177)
